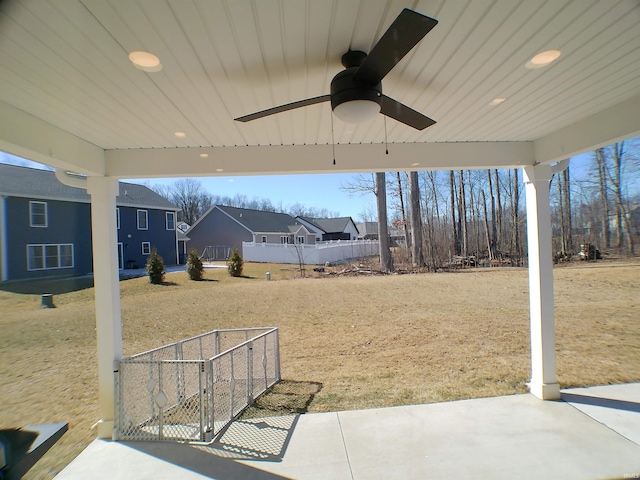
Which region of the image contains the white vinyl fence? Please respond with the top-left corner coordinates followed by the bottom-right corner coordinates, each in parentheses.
top-left (243, 240), bottom-right (379, 265)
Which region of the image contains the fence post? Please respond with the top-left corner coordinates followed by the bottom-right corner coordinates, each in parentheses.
top-left (158, 362), bottom-right (164, 440)
top-left (176, 341), bottom-right (185, 404)
top-left (275, 329), bottom-right (281, 381)
top-left (263, 335), bottom-right (268, 391)
top-left (113, 360), bottom-right (120, 440)
top-left (229, 352), bottom-right (235, 421)
top-left (247, 341), bottom-right (254, 405)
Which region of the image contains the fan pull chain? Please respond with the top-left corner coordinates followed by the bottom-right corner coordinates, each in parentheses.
top-left (331, 111), bottom-right (336, 165)
top-left (384, 117), bottom-right (389, 155)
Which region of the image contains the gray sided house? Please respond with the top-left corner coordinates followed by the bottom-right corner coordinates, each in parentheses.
top-left (0, 164), bottom-right (179, 281)
top-left (296, 216), bottom-right (359, 241)
top-left (186, 205), bottom-right (315, 258)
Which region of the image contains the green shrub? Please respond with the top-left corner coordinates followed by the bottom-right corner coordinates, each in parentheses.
top-left (227, 247), bottom-right (244, 277)
top-left (186, 249), bottom-right (204, 281)
top-left (146, 248), bottom-right (165, 284)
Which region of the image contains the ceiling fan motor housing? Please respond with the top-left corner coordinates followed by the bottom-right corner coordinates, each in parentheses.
top-left (330, 67), bottom-right (382, 111)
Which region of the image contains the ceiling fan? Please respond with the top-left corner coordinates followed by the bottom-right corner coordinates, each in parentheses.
top-left (234, 8), bottom-right (438, 130)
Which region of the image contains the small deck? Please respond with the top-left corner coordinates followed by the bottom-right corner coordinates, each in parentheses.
top-left (56, 383), bottom-right (640, 479)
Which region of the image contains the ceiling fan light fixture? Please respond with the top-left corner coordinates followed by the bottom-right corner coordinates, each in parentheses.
top-left (526, 50), bottom-right (561, 69)
top-left (333, 99), bottom-right (381, 124)
top-left (128, 51), bottom-right (162, 72)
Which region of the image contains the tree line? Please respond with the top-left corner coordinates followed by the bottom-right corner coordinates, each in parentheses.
top-left (344, 139), bottom-right (639, 272)
top-left (147, 178), bottom-right (339, 226)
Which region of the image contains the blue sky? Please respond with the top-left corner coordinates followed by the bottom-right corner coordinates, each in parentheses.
top-left (136, 173), bottom-right (377, 220)
top-left (0, 152), bottom-right (375, 220)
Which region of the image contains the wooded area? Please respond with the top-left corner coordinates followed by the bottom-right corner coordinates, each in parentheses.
top-left (378, 140), bottom-right (639, 271)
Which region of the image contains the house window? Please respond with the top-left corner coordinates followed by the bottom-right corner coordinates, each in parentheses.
top-left (142, 242), bottom-right (151, 255)
top-left (27, 244), bottom-right (74, 270)
top-left (166, 212), bottom-right (175, 230)
top-left (280, 236), bottom-right (290, 244)
top-left (261, 236), bottom-right (267, 243)
top-left (29, 201), bottom-right (48, 227)
top-left (137, 210), bottom-right (148, 230)
top-left (296, 236), bottom-right (305, 244)
top-left (116, 208), bottom-right (120, 229)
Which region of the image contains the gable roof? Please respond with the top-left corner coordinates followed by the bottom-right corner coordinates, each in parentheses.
top-left (298, 216), bottom-right (357, 234)
top-left (216, 205), bottom-right (298, 234)
top-left (0, 164), bottom-right (178, 210)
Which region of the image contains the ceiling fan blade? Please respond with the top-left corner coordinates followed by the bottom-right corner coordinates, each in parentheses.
top-left (235, 95), bottom-right (331, 122)
top-left (380, 95), bottom-right (436, 130)
top-left (353, 9), bottom-right (437, 85)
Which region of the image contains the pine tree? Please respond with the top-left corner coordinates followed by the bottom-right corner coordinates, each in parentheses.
top-left (186, 249), bottom-right (204, 281)
top-left (146, 248), bottom-right (165, 284)
top-left (227, 247), bottom-right (244, 277)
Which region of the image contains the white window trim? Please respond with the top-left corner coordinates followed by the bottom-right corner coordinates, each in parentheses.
top-left (297, 236), bottom-right (305, 244)
top-left (137, 209), bottom-right (148, 230)
top-left (280, 235), bottom-right (290, 244)
top-left (116, 208), bottom-right (120, 229)
top-left (261, 236), bottom-right (267, 243)
top-left (29, 201), bottom-right (48, 228)
top-left (27, 243), bottom-right (74, 271)
top-left (142, 242), bottom-right (151, 255)
top-left (166, 211), bottom-right (175, 230)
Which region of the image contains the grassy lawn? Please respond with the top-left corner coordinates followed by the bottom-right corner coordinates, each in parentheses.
top-left (1, 259), bottom-right (639, 479)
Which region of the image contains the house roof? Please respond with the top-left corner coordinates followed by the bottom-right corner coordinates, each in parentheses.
top-left (356, 222), bottom-right (379, 236)
top-left (216, 205), bottom-right (298, 234)
top-left (298, 216), bottom-right (356, 234)
top-left (0, 164), bottom-right (178, 210)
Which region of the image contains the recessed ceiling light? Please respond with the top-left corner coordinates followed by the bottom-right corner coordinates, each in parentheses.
top-left (490, 98), bottom-right (506, 106)
top-left (215, 168), bottom-right (224, 172)
top-left (411, 162), bottom-right (420, 167)
top-left (199, 153), bottom-right (209, 158)
top-left (128, 51), bottom-right (162, 72)
top-left (526, 50), bottom-right (561, 69)
top-left (174, 131), bottom-right (186, 138)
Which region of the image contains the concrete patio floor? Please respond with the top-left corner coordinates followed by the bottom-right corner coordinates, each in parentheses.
top-left (55, 383), bottom-right (640, 480)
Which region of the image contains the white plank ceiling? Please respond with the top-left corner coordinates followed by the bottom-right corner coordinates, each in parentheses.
top-left (1, 0), bottom-right (639, 176)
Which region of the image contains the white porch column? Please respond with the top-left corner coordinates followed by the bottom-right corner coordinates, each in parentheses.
top-left (86, 176), bottom-right (123, 438)
top-left (523, 165), bottom-right (560, 400)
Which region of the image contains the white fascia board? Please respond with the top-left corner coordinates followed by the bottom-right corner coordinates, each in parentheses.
top-left (0, 101), bottom-right (105, 175)
top-left (104, 141), bottom-right (535, 178)
top-left (534, 94), bottom-right (640, 165)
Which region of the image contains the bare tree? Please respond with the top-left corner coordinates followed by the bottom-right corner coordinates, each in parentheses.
top-left (376, 172), bottom-right (394, 273)
top-left (408, 171), bottom-right (424, 267)
top-left (449, 171), bottom-right (459, 256)
top-left (595, 148), bottom-right (611, 248)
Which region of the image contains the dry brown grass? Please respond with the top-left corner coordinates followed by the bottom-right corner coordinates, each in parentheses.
top-left (1, 259), bottom-right (639, 479)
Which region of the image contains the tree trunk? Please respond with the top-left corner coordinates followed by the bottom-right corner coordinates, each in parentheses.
top-left (494, 169), bottom-right (503, 253)
top-left (562, 166), bottom-right (572, 253)
top-left (512, 169), bottom-right (521, 265)
top-left (449, 171), bottom-right (459, 256)
top-left (409, 171), bottom-right (424, 267)
top-left (595, 148), bottom-right (610, 248)
top-left (557, 174), bottom-right (566, 254)
top-left (459, 170), bottom-right (468, 257)
top-left (395, 172), bottom-right (410, 249)
top-left (376, 172), bottom-right (394, 273)
top-left (481, 190), bottom-right (492, 263)
top-left (487, 170), bottom-right (497, 259)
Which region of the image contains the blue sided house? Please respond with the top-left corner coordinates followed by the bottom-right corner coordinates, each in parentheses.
top-left (0, 164), bottom-right (180, 282)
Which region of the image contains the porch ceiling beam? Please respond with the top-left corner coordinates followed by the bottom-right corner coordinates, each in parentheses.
top-left (534, 93), bottom-right (640, 165)
top-left (105, 141), bottom-right (535, 179)
top-left (0, 101), bottom-right (105, 176)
